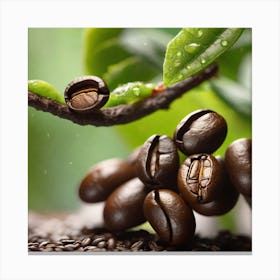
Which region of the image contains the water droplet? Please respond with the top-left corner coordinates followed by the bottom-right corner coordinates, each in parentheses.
top-left (197, 29), bottom-right (203, 38)
top-left (176, 51), bottom-right (182, 57)
top-left (184, 43), bottom-right (200, 54)
top-left (43, 169), bottom-right (47, 175)
top-left (178, 74), bottom-right (184, 80)
top-left (132, 87), bottom-right (140, 96)
top-left (69, 161), bottom-right (73, 165)
top-left (46, 133), bottom-right (50, 138)
top-left (221, 40), bottom-right (228, 47)
top-left (174, 60), bottom-right (182, 67)
top-left (143, 42), bottom-right (148, 46)
top-left (201, 58), bottom-right (206, 64)
top-left (186, 65), bottom-right (192, 70)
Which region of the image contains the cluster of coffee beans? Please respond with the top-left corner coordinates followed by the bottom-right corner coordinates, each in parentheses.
top-left (78, 109), bottom-right (252, 246)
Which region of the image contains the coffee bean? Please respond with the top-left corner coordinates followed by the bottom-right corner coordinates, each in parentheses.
top-left (188, 156), bottom-right (239, 216)
top-left (130, 240), bottom-right (144, 251)
top-left (92, 237), bottom-right (105, 246)
top-left (136, 134), bottom-right (179, 190)
top-left (39, 241), bottom-right (49, 247)
top-left (64, 76), bottom-right (110, 113)
top-left (97, 241), bottom-right (107, 249)
top-left (107, 238), bottom-right (116, 250)
top-left (81, 237), bottom-right (92, 247)
top-left (60, 239), bottom-right (75, 244)
top-left (104, 178), bottom-right (148, 231)
top-left (79, 158), bottom-right (136, 203)
top-left (225, 138), bottom-right (252, 198)
top-left (174, 109), bottom-right (227, 155)
top-left (143, 189), bottom-right (196, 246)
top-left (178, 154), bottom-right (223, 204)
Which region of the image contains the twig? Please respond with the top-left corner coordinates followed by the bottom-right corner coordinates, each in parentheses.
top-left (28, 64), bottom-right (218, 126)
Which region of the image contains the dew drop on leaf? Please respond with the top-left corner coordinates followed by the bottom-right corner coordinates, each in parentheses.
top-left (174, 60), bottom-right (182, 67)
top-left (201, 58), bottom-right (206, 64)
top-left (221, 40), bottom-right (228, 47)
top-left (176, 51), bottom-right (182, 57)
top-left (184, 43), bottom-right (200, 54)
top-left (132, 87), bottom-right (140, 96)
top-left (197, 29), bottom-right (203, 38)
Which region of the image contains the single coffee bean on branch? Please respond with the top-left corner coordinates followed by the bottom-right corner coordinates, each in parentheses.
top-left (103, 178), bottom-right (148, 231)
top-left (174, 109), bottom-right (227, 155)
top-left (136, 134), bottom-right (179, 190)
top-left (178, 154), bottom-right (223, 204)
top-left (79, 158), bottom-right (136, 203)
top-left (188, 156), bottom-right (239, 216)
top-left (143, 189), bottom-right (196, 246)
top-left (225, 138), bottom-right (252, 200)
top-left (64, 76), bottom-right (110, 113)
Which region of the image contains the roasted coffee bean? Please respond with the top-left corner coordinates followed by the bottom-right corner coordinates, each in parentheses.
top-left (79, 158), bottom-right (136, 203)
top-left (81, 237), bottom-right (92, 247)
top-left (225, 138), bottom-right (252, 199)
top-left (136, 134), bottom-right (179, 190)
top-left (174, 109), bottom-right (227, 155)
top-left (107, 238), bottom-right (116, 250)
top-left (92, 237), bottom-right (105, 246)
top-left (64, 76), bottom-right (110, 113)
top-left (178, 154), bottom-right (223, 204)
top-left (103, 178), bottom-right (148, 231)
top-left (143, 189), bottom-right (196, 246)
top-left (188, 156), bottom-right (239, 216)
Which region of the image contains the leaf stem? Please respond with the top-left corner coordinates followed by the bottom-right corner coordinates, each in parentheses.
top-left (28, 64), bottom-right (218, 127)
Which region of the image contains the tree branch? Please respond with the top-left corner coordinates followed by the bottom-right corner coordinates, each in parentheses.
top-left (28, 64), bottom-right (218, 126)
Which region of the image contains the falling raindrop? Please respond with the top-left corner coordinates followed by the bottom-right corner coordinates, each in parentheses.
top-left (69, 161), bottom-right (73, 165)
top-left (43, 169), bottom-right (47, 175)
top-left (46, 132), bottom-right (50, 138)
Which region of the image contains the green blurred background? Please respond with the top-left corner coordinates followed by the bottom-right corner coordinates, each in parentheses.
top-left (28, 28), bottom-right (252, 227)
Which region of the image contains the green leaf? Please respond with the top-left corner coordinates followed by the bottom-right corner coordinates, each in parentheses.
top-left (210, 77), bottom-right (251, 117)
top-left (84, 28), bottom-right (174, 90)
top-left (238, 53), bottom-right (252, 89)
top-left (217, 29), bottom-right (252, 81)
top-left (105, 81), bottom-right (156, 107)
top-left (84, 28), bottom-right (130, 77)
top-left (104, 57), bottom-right (157, 90)
top-left (28, 80), bottom-right (65, 104)
top-left (119, 28), bottom-right (172, 69)
top-left (163, 28), bottom-right (244, 85)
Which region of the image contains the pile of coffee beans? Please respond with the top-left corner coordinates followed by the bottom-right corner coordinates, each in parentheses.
top-left (79, 109), bottom-right (252, 247)
top-left (28, 213), bottom-right (251, 252)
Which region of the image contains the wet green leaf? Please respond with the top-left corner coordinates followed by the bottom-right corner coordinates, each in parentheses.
top-left (163, 28), bottom-right (244, 85)
top-left (28, 80), bottom-right (65, 104)
top-left (105, 81), bottom-right (156, 107)
top-left (104, 57), bottom-right (157, 90)
top-left (210, 77), bottom-right (251, 117)
top-left (84, 28), bottom-right (172, 90)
